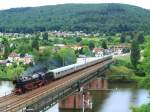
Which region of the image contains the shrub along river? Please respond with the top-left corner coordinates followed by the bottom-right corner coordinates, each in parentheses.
top-left (0, 81), bottom-right (149, 112)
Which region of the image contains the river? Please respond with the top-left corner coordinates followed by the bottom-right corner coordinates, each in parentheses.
top-left (48, 82), bottom-right (150, 112)
top-left (0, 81), bottom-right (14, 96)
top-left (0, 81), bottom-right (149, 112)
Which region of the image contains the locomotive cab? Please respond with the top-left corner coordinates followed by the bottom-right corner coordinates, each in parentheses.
top-left (15, 82), bottom-right (25, 94)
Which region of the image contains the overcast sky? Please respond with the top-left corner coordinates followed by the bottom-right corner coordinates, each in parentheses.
top-left (0, 0), bottom-right (149, 10)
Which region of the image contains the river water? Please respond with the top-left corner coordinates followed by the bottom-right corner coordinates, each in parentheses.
top-left (0, 81), bottom-right (14, 96)
top-left (0, 81), bottom-right (149, 112)
top-left (48, 82), bottom-right (150, 112)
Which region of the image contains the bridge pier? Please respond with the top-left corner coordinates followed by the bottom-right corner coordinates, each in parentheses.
top-left (59, 91), bottom-right (92, 110)
top-left (59, 77), bottom-right (108, 110)
top-left (86, 78), bottom-right (108, 90)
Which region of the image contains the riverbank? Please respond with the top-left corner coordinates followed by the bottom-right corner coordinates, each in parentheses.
top-left (0, 77), bottom-right (12, 81)
top-left (108, 53), bottom-right (138, 82)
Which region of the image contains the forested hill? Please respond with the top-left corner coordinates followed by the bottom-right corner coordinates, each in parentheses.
top-left (0, 3), bottom-right (150, 33)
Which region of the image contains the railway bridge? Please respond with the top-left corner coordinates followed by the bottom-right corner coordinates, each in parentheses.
top-left (0, 58), bottom-right (113, 112)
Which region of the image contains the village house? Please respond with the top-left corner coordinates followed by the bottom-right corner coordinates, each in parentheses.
top-left (93, 48), bottom-right (104, 57)
top-left (112, 44), bottom-right (130, 55)
top-left (8, 52), bottom-right (20, 62)
top-left (19, 54), bottom-right (33, 64)
top-left (8, 52), bottom-right (33, 64)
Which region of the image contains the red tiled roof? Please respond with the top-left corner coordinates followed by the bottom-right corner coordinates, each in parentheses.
top-left (9, 52), bottom-right (19, 57)
top-left (93, 48), bottom-right (104, 52)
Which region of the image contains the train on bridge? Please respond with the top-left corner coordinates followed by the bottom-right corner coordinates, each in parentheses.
top-left (13, 55), bottom-right (112, 94)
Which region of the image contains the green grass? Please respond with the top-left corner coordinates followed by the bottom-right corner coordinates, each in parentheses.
top-left (116, 54), bottom-right (130, 62)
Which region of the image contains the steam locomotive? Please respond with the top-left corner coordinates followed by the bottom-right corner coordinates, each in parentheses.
top-left (13, 55), bottom-right (112, 94)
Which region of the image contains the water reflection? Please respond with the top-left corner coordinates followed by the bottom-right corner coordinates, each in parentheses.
top-left (0, 81), bottom-right (14, 97)
top-left (58, 82), bottom-right (149, 112)
top-left (90, 83), bottom-right (149, 112)
top-left (46, 104), bottom-right (59, 112)
top-left (130, 89), bottom-right (149, 106)
top-left (100, 90), bottom-right (132, 112)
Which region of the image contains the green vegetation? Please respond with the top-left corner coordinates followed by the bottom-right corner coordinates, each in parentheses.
top-left (42, 32), bottom-right (48, 41)
top-left (0, 4), bottom-right (150, 33)
top-left (2, 38), bottom-right (10, 59)
top-left (131, 104), bottom-right (150, 112)
top-left (130, 39), bottom-right (140, 69)
top-left (109, 54), bottom-right (135, 82)
top-left (109, 66), bottom-right (134, 82)
top-left (109, 32), bottom-right (146, 82)
top-left (82, 46), bottom-right (91, 56)
top-left (58, 48), bottom-right (76, 66)
top-left (120, 33), bottom-right (126, 43)
top-left (32, 36), bottom-right (39, 51)
top-left (0, 34), bottom-right (80, 80)
top-left (0, 65), bottom-right (25, 80)
top-left (101, 40), bottom-right (108, 49)
top-left (138, 37), bottom-right (150, 89)
top-left (130, 36), bottom-right (150, 112)
top-left (0, 46), bottom-right (77, 80)
top-left (137, 33), bottom-right (145, 44)
top-left (33, 47), bottom-right (76, 68)
top-left (114, 55), bottom-right (131, 67)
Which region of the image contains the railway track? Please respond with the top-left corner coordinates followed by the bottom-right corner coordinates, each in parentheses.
top-left (0, 94), bottom-right (16, 103)
top-left (0, 60), bottom-right (112, 112)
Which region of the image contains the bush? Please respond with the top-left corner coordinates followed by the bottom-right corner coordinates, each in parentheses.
top-left (108, 66), bottom-right (135, 82)
top-left (138, 76), bottom-right (150, 89)
top-left (0, 65), bottom-right (24, 80)
top-left (131, 104), bottom-right (150, 112)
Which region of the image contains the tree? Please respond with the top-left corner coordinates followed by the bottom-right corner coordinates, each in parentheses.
top-left (33, 48), bottom-right (52, 65)
top-left (107, 36), bottom-right (112, 42)
top-left (17, 43), bottom-right (32, 55)
top-left (58, 48), bottom-right (76, 66)
top-left (137, 33), bottom-right (145, 44)
top-left (130, 39), bottom-right (140, 69)
top-left (76, 37), bottom-right (82, 42)
top-left (42, 32), bottom-right (48, 41)
top-left (140, 38), bottom-right (150, 75)
top-left (32, 36), bottom-right (39, 51)
top-left (2, 38), bottom-right (10, 59)
top-left (82, 46), bottom-right (91, 56)
top-left (88, 41), bottom-right (95, 50)
top-left (120, 33), bottom-right (126, 43)
top-left (52, 52), bottom-right (62, 67)
top-left (101, 40), bottom-right (108, 49)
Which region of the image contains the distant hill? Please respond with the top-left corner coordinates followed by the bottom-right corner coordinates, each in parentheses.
top-left (0, 3), bottom-right (150, 33)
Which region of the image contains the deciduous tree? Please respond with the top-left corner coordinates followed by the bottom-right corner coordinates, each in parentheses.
top-left (130, 39), bottom-right (140, 69)
top-left (101, 40), bottom-right (108, 49)
top-left (2, 38), bottom-right (10, 59)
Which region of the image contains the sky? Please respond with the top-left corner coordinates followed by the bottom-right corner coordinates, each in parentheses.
top-left (0, 0), bottom-right (149, 10)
